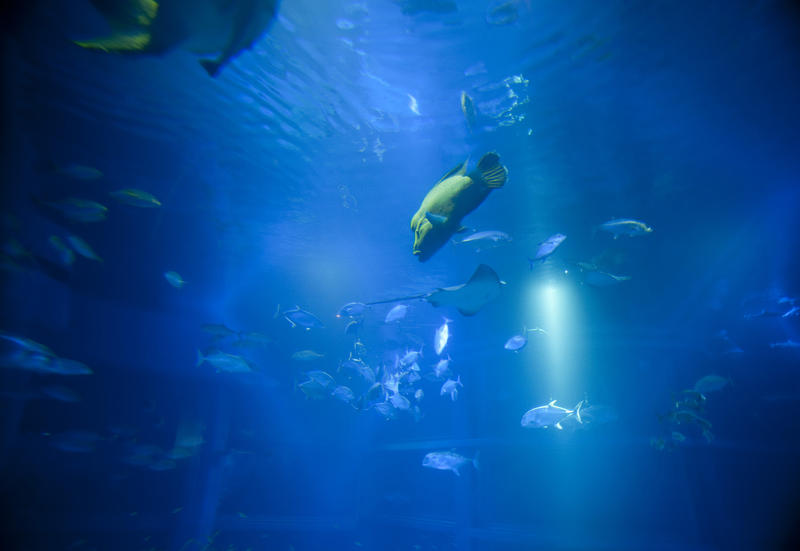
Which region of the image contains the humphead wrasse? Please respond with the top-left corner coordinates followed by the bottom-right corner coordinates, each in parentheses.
top-left (411, 153), bottom-right (507, 262)
top-left (77, 0), bottom-right (280, 76)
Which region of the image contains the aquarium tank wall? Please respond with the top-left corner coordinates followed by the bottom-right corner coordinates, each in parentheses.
top-left (1, 1), bottom-right (799, 550)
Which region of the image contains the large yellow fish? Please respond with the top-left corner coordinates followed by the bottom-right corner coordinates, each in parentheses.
top-left (410, 153), bottom-right (507, 262)
top-left (76, 0), bottom-right (280, 76)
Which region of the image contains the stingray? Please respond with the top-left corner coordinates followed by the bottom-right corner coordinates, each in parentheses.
top-left (366, 264), bottom-right (505, 316)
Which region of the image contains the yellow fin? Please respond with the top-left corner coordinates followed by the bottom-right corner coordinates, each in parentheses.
top-left (434, 159), bottom-right (469, 186)
top-left (475, 152), bottom-right (507, 189)
top-left (75, 32), bottom-right (152, 53)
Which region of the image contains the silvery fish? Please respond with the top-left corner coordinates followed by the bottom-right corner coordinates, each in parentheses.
top-left (373, 401), bottom-right (397, 420)
top-left (432, 356), bottom-right (451, 379)
top-left (385, 304), bottom-right (408, 323)
top-left (48, 236), bottom-right (75, 266)
top-left (422, 450), bottom-right (479, 476)
top-left (415, 389), bottom-right (424, 402)
top-left (521, 400), bottom-right (583, 430)
top-left (400, 348), bottom-right (422, 366)
top-left (67, 235), bottom-right (103, 262)
top-left (440, 375), bottom-right (463, 401)
top-left (298, 379), bottom-right (329, 400)
top-left (597, 218), bottom-right (653, 238)
top-left (331, 385), bottom-right (356, 405)
top-left (304, 370), bottom-right (336, 388)
top-left (291, 350), bottom-right (324, 362)
top-left (693, 374), bottom-right (731, 393)
top-left (201, 323), bottom-right (238, 339)
top-left (584, 270), bottom-right (631, 287)
top-left (453, 230), bottom-right (512, 250)
top-left (164, 271), bottom-right (185, 289)
top-left (389, 390), bottom-right (411, 410)
top-left (434, 318), bottom-right (451, 356)
top-left (530, 233), bottom-right (566, 266)
top-left (196, 349), bottom-right (253, 373)
top-left (771, 339), bottom-right (800, 349)
top-left (109, 189), bottom-right (162, 208)
top-left (283, 306), bottom-right (325, 330)
top-left (46, 198), bottom-right (108, 222)
top-left (0, 332), bottom-right (54, 356)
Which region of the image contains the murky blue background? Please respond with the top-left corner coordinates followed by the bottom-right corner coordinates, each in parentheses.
top-left (1, 1), bottom-right (799, 549)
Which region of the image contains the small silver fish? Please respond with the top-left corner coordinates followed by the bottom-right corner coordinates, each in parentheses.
top-left (164, 271), bottom-right (185, 289)
top-left (47, 198), bottom-right (108, 222)
top-left (530, 233), bottom-right (566, 266)
top-left (521, 400), bottom-right (583, 430)
top-left (384, 304), bottom-right (408, 323)
top-left (584, 270), bottom-right (631, 287)
top-left (109, 189), bottom-right (162, 208)
top-left (196, 349), bottom-right (253, 373)
top-left (771, 339), bottom-right (800, 349)
top-left (283, 306), bottom-right (325, 330)
top-left (291, 350), bottom-right (324, 362)
top-left (598, 218), bottom-right (653, 238)
top-left (693, 374), bottom-right (731, 393)
top-left (67, 235), bottom-right (103, 262)
top-left (440, 375), bottom-right (463, 401)
top-left (434, 318), bottom-right (451, 356)
top-left (48, 236), bottom-right (75, 266)
top-left (422, 450), bottom-right (479, 476)
top-left (432, 356), bottom-right (451, 379)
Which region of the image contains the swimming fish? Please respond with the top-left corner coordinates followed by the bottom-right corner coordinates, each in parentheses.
top-left (432, 356), bottom-right (451, 379)
top-left (460, 91), bottom-right (477, 130)
top-left (529, 233), bottom-right (566, 266)
top-left (434, 318), bottom-right (451, 355)
top-left (520, 400), bottom-right (583, 430)
top-left (164, 270), bottom-right (185, 288)
top-left (201, 323), bottom-right (238, 339)
top-left (597, 218), bottom-right (653, 238)
top-left (385, 304), bottom-right (408, 323)
top-left (389, 390), bottom-right (411, 410)
top-left (422, 450), bottom-right (479, 476)
top-left (584, 270), bottom-right (631, 287)
top-left (77, 0), bottom-right (280, 77)
top-left (367, 264), bottom-right (505, 317)
top-left (485, 0), bottom-right (520, 26)
top-left (283, 306), bottom-right (325, 330)
top-left (109, 189), bottom-right (162, 208)
top-left (408, 94), bottom-right (420, 115)
top-left (331, 385), bottom-right (356, 405)
top-left (45, 198), bottom-right (108, 222)
top-left (410, 153), bottom-right (507, 262)
top-left (452, 230), bottom-right (512, 250)
top-left (693, 374), bottom-right (731, 394)
top-left (770, 339), bottom-right (800, 349)
top-left (46, 162), bottom-right (103, 180)
top-left (440, 376), bottom-right (462, 401)
top-left (291, 350), bottom-right (324, 362)
top-left (48, 236), bottom-right (76, 266)
top-left (196, 349), bottom-right (253, 373)
top-left (67, 235), bottom-right (103, 262)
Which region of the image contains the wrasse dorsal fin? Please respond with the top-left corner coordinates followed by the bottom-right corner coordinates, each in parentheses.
top-left (435, 159), bottom-right (469, 186)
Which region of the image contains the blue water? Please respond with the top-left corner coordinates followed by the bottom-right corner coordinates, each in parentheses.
top-left (1, 1), bottom-right (800, 550)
